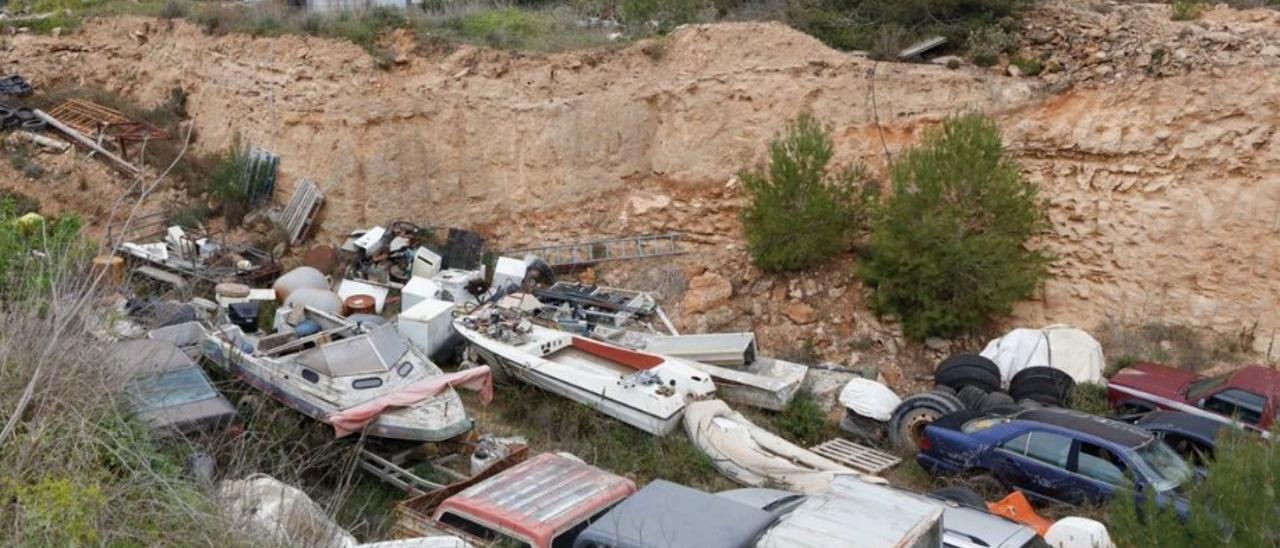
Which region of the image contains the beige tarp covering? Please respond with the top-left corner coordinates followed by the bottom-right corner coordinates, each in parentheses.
top-left (980, 325), bottom-right (1106, 386)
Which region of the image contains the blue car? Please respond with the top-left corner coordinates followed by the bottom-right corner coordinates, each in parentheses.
top-left (917, 408), bottom-right (1194, 517)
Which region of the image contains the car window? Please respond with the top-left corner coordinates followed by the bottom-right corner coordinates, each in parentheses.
top-left (1024, 432), bottom-right (1072, 468)
top-left (1076, 441), bottom-right (1127, 485)
top-left (1202, 389), bottom-right (1266, 424)
top-left (1160, 433), bottom-right (1213, 466)
top-left (128, 367), bottom-right (219, 411)
top-left (1185, 373), bottom-right (1229, 400)
top-left (1000, 433), bottom-right (1031, 454)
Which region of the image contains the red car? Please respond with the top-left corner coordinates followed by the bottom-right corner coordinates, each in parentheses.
top-left (1108, 362), bottom-right (1280, 434)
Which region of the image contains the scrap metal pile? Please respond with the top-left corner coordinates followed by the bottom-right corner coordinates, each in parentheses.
top-left (102, 209), bottom-right (1256, 548)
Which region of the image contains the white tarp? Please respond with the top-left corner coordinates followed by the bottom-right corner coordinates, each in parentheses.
top-left (1045, 517), bottom-right (1114, 548)
top-left (838, 378), bottom-right (901, 422)
top-left (980, 325), bottom-right (1106, 386)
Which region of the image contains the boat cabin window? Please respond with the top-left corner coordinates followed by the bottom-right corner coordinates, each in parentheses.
top-left (396, 362), bottom-right (414, 377)
top-left (438, 511), bottom-right (530, 547)
top-left (352, 377), bottom-right (383, 390)
top-left (301, 369), bottom-right (320, 383)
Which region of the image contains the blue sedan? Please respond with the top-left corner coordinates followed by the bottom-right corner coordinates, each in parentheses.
top-left (917, 408), bottom-right (1195, 517)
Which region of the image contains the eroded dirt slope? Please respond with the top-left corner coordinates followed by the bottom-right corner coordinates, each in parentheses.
top-left (6, 1), bottom-right (1280, 365)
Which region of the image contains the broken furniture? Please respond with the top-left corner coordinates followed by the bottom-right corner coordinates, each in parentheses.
top-left (45, 98), bottom-right (168, 163)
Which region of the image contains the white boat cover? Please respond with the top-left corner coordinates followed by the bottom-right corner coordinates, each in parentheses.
top-left (980, 325), bottom-right (1106, 386)
top-left (838, 378), bottom-right (901, 422)
top-left (218, 474), bottom-right (471, 548)
top-left (684, 399), bottom-right (869, 494)
top-left (1045, 517), bottom-right (1114, 548)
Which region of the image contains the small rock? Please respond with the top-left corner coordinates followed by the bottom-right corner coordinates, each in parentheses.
top-left (1262, 45), bottom-right (1280, 57)
top-left (783, 301), bottom-right (817, 325)
top-left (1007, 64), bottom-right (1023, 77)
top-left (50, 27), bottom-right (62, 37)
top-left (1094, 64), bottom-right (1114, 77)
top-left (924, 337), bottom-right (949, 351)
top-left (680, 272), bottom-right (732, 315)
top-left (931, 55), bottom-right (964, 69)
top-left (1028, 29), bottom-right (1053, 45)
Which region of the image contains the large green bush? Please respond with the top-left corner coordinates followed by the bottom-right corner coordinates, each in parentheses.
top-left (739, 113), bottom-right (872, 272)
top-left (859, 114), bottom-right (1048, 339)
top-left (1106, 427), bottom-right (1279, 546)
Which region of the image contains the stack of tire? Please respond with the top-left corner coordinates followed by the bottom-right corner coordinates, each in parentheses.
top-left (0, 105), bottom-right (47, 132)
top-left (887, 353), bottom-right (1076, 451)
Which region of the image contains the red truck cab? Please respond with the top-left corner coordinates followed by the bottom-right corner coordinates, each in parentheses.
top-left (1108, 362), bottom-right (1280, 434)
top-left (396, 450), bottom-right (636, 548)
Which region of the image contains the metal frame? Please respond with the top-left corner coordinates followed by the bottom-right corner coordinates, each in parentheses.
top-left (46, 99), bottom-right (169, 161)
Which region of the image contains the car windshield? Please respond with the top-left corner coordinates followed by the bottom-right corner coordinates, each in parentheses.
top-left (1185, 372), bottom-right (1230, 400)
top-left (128, 368), bottom-right (219, 411)
top-left (1132, 440), bottom-right (1194, 493)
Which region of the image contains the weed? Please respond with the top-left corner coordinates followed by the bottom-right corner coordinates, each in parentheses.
top-left (0, 189), bottom-right (40, 215)
top-left (1009, 54), bottom-right (1042, 75)
top-left (455, 7), bottom-right (552, 48)
top-left (8, 145), bottom-right (46, 179)
top-left (160, 0), bottom-right (191, 19)
top-left (1170, 0), bottom-right (1206, 21)
top-left (1094, 320), bottom-right (1246, 372)
top-left (789, 0), bottom-right (1020, 55)
top-left (965, 24), bottom-right (1015, 67)
top-left (770, 391), bottom-right (835, 445)
top-left (1067, 383), bottom-right (1111, 416)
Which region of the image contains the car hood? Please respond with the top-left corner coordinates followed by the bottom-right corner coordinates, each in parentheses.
top-left (1111, 362), bottom-right (1199, 400)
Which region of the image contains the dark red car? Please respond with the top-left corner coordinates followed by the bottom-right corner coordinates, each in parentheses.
top-left (1108, 362), bottom-right (1280, 434)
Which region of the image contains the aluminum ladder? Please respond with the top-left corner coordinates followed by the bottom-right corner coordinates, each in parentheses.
top-left (357, 449), bottom-right (466, 496)
top-left (504, 232), bottom-right (684, 269)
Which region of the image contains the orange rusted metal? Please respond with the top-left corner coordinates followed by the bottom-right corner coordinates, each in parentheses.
top-left (46, 98), bottom-right (169, 160)
top-left (988, 491), bottom-right (1054, 536)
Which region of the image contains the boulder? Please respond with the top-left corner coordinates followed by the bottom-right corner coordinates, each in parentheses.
top-left (681, 272), bottom-right (732, 314)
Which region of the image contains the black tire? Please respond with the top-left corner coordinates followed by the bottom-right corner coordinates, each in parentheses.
top-left (1018, 398), bottom-right (1046, 410)
top-left (978, 391), bottom-right (1016, 412)
top-left (958, 385), bottom-right (988, 410)
top-left (931, 486), bottom-right (987, 510)
top-left (1010, 366), bottom-right (1076, 407)
top-left (19, 118), bottom-right (45, 131)
top-left (888, 392), bottom-right (964, 451)
top-left (968, 473), bottom-right (1007, 499)
top-left (840, 411), bottom-right (885, 445)
top-left (984, 403), bottom-right (1024, 416)
top-left (935, 354), bottom-right (1002, 393)
top-left (13, 107), bottom-right (33, 121)
top-left (931, 384), bottom-right (957, 397)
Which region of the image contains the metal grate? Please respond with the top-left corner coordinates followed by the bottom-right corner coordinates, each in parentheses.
top-left (810, 438), bottom-right (902, 475)
top-left (358, 449), bottom-right (445, 497)
top-left (504, 233), bottom-right (684, 269)
top-left (272, 179), bottom-right (324, 246)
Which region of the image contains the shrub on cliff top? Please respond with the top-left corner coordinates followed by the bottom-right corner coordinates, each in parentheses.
top-left (739, 112), bottom-right (873, 272)
top-left (859, 113), bottom-right (1049, 339)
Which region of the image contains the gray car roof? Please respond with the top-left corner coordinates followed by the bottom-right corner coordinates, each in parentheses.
top-left (575, 480), bottom-right (777, 548)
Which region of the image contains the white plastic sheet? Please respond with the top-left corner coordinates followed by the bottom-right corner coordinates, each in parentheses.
top-left (1045, 517), bottom-right (1114, 548)
top-left (980, 325), bottom-right (1106, 386)
top-left (838, 378), bottom-right (902, 422)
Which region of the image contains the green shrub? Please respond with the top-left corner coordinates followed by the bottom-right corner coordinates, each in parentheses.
top-left (205, 137), bottom-right (272, 228)
top-left (160, 0), bottom-right (192, 19)
top-left (772, 391), bottom-right (833, 445)
top-left (790, 0), bottom-right (1021, 54)
top-left (1009, 54), bottom-right (1042, 75)
top-left (739, 112), bottom-right (872, 272)
top-left (1067, 383), bottom-right (1111, 416)
top-left (965, 23), bottom-right (1015, 66)
top-left (622, 0), bottom-right (703, 30)
top-left (1106, 427), bottom-right (1280, 546)
top-left (455, 7), bottom-right (552, 48)
top-left (1170, 0), bottom-right (1206, 20)
top-left (859, 114), bottom-right (1049, 339)
top-left (0, 199), bottom-right (86, 302)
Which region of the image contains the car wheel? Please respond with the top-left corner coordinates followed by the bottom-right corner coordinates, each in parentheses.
top-left (968, 473), bottom-right (1007, 499)
top-left (935, 354), bottom-right (1002, 393)
top-left (958, 384), bottom-right (988, 410)
top-left (888, 392), bottom-right (965, 452)
top-left (978, 391), bottom-right (1016, 413)
top-left (1010, 366), bottom-right (1076, 407)
top-left (930, 486), bottom-right (988, 510)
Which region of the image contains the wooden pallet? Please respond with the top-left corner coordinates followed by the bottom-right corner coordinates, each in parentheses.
top-left (810, 438), bottom-right (901, 475)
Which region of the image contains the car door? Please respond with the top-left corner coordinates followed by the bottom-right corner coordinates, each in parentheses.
top-left (991, 430), bottom-right (1076, 505)
top-left (1066, 440), bottom-right (1128, 505)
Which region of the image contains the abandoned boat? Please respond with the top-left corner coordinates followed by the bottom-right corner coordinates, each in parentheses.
top-left (684, 399), bottom-right (868, 493)
top-left (200, 307), bottom-right (477, 442)
top-left (598, 331), bottom-right (808, 411)
top-left (455, 306), bottom-right (716, 436)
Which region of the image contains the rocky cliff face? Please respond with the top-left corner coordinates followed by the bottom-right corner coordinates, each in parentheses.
top-left (4, 1), bottom-right (1279, 369)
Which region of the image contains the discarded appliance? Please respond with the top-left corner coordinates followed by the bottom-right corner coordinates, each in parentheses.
top-left (397, 298), bottom-right (460, 362)
top-left (110, 338), bottom-right (237, 437)
top-left (980, 325), bottom-right (1106, 385)
top-left (272, 179), bottom-right (325, 246)
top-left (395, 451), bottom-right (636, 548)
top-left (683, 399), bottom-right (863, 493)
top-left (442, 228), bottom-right (483, 271)
top-left (219, 474), bottom-right (471, 548)
top-left (337, 279), bottom-right (390, 314)
top-left (402, 276), bottom-right (443, 311)
top-left (200, 309), bottom-right (478, 442)
top-left (455, 304), bottom-right (716, 436)
top-left (533, 282), bottom-right (657, 328)
top-left (604, 330), bottom-right (808, 411)
top-left (573, 479), bottom-right (778, 548)
top-left (411, 247), bottom-right (443, 279)
top-left (115, 221), bottom-right (280, 286)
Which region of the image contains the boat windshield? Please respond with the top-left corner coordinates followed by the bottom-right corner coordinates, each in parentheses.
top-left (1185, 372), bottom-right (1230, 400)
top-left (1132, 440), bottom-right (1194, 493)
top-left (129, 368), bottom-right (219, 411)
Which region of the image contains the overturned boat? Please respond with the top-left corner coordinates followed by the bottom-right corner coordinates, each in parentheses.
top-left (599, 331), bottom-right (807, 411)
top-left (684, 399), bottom-right (868, 493)
top-left (200, 307), bottom-right (480, 442)
top-left (455, 305), bottom-right (716, 436)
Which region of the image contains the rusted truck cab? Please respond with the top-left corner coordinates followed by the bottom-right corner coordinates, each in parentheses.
top-left (396, 449), bottom-right (636, 548)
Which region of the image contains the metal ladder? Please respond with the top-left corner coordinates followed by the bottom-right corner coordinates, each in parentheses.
top-left (357, 449), bottom-right (465, 496)
top-left (504, 233), bottom-right (684, 269)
